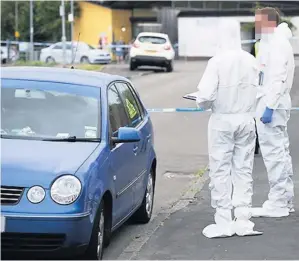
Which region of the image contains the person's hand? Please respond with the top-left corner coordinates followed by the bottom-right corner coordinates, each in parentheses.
top-left (260, 107), bottom-right (273, 124)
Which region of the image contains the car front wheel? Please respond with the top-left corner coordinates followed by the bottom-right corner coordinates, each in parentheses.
top-left (84, 201), bottom-right (105, 260)
top-left (132, 169), bottom-right (155, 223)
top-left (46, 57), bottom-right (55, 64)
top-left (80, 56), bottom-right (90, 64)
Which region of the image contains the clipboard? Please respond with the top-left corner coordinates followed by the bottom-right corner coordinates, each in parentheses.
top-left (182, 91), bottom-right (212, 112)
top-left (183, 91), bottom-right (197, 101)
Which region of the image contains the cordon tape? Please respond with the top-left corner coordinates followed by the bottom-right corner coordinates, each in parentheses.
top-left (146, 107), bottom-right (299, 113)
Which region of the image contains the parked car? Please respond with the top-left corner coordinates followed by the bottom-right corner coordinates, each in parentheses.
top-left (1, 67), bottom-right (156, 259)
top-left (129, 32), bottom-right (175, 72)
top-left (1, 46), bottom-right (18, 64)
top-left (40, 41), bottom-right (111, 64)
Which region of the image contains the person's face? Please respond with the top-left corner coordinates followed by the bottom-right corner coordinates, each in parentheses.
top-left (255, 12), bottom-right (276, 35)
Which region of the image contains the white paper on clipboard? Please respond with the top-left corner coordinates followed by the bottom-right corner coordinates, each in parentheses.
top-left (183, 91), bottom-right (198, 101)
top-left (182, 91), bottom-right (212, 112)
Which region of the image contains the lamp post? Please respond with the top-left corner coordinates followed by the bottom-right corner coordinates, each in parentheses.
top-left (70, 0), bottom-right (74, 61)
top-left (60, 0), bottom-right (66, 66)
top-left (29, 0), bottom-right (34, 61)
top-left (15, 1), bottom-right (19, 41)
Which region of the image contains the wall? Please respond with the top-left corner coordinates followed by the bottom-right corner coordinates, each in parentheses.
top-left (178, 16), bottom-right (299, 57)
top-left (178, 16), bottom-right (255, 57)
top-left (132, 9), bottom-right (157, 17)
top-left (157, 8), bottom-right (180, 44)
top-left (74, 2), bottom-right (112, 46)
top-left (111, 10), bottom-right (132, 43)
top-left (290, 16), bottom-right (299, 55)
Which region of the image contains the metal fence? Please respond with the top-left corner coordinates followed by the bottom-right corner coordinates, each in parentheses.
top-left (1, 38), bottom-right (298, 65)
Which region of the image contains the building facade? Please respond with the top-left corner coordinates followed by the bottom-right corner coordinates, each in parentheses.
top-left (74, 1), bottom-right (299, 56)
top-left (178, 10), bottom-right (299, 58)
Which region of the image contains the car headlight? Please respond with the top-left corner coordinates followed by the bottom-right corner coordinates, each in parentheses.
top-left (27, 186), bottom-right (46, 204)
top-left (50, 175), bottom-right (81, 205)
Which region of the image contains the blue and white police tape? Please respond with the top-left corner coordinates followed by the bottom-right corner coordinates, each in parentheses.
top-left (147, 108), bottom-right (206, 112)
top-left (147, 107), bottom-right (299, 113)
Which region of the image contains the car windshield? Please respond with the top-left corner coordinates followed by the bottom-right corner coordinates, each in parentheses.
top-left (88, 44), bottom-right (95, 50)
top-left (138, 36), bottom-right (167, 44)
top-left (1, 82), bottom-right (100, 141)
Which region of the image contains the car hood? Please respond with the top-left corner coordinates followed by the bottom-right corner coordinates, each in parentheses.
top-left (41, 47), bottom-right (50, 52)
top-left (1, 139), bottom-right (100, 188)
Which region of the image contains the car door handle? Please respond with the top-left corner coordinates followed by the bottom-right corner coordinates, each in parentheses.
top-left (133, 146), bottom-right (138, 154)
top-left (146, 134), bottom-right (151, 142)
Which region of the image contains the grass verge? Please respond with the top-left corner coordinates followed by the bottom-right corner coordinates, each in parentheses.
top-left (195, 165), bottom-right (208, 178)
top-left (71, 64), bottom-right (103, 71)
top-left (12, 60), bottom-right (57, 67)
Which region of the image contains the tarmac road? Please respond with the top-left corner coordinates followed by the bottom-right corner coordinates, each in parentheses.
top-left (103, 59), bottom-right (299, 260)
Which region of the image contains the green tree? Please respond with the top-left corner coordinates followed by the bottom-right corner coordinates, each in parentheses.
top-left (1, 1), bottom-right (81, 42)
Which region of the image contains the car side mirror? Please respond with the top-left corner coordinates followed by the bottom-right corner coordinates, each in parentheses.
top-left (111, 127), bottom-right (141, 144)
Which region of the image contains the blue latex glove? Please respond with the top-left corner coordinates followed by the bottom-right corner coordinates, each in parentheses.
top-left (261, 107), bottom-right (273, 124)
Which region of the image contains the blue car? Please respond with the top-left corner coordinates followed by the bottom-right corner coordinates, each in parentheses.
top-left (1, 67), bottom-right (156, 259)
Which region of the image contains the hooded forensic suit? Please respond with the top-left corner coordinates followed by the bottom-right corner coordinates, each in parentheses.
top-left (252, 22), bottom-right (295, 218)
top-left (196, 19), bottom-right (262, 238)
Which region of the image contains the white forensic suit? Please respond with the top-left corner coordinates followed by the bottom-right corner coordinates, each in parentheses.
top-left (196, 19), bottom-right (262, 238)
top-left (252, 22), bottom-right (295, 218)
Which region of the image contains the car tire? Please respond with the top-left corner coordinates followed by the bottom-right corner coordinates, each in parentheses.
top-left (80, 56), bottom-right (90, 64)
top-left (130, 61), bottom-right (137, 71)
top-left (166, 61), bottom-right (173, 72)
top-left (46, 57), bottom-right (55, 64)
top-left (131, 169), bottom-right (155, 224)
top-left (83, 200), bottom-right (106, 260)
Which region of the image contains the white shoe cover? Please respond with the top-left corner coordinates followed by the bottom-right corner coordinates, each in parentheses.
top-left (233, 219), bottom-right (263, 236)
top-left (202, 223), bottom-right (235, 238)
top-left (251, 206), bottom-right (290, 218)
top-left (288, 201), bottom-right (295, 213)
top-left (233, 207), bottom-right (263, 236)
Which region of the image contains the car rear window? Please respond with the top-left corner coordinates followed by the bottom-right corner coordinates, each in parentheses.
top-left (138, 36), bottom-right (166, 45)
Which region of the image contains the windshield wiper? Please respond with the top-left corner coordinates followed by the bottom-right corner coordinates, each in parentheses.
top-left (1, 134), bottom-right (38, 140)
top-left (42, 136), bottom-right (101, 142)
top-left (1, 134), bottom-right (101, 142)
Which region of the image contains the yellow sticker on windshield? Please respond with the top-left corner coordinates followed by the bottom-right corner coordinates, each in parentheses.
top-left (125, 98), bottom-right (137, 119)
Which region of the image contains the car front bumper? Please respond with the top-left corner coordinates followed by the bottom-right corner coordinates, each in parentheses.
top-left (130, 55), bottom-right (172, 66)
top-left (1, 211), bottom-right (93, 258)
top-left (90, 57), bottom-right (111, 64)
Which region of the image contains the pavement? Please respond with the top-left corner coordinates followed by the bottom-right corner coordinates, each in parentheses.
top-left (101, 59), bottom-right (299, 260)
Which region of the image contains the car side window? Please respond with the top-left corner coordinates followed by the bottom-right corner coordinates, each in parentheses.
top-left (53, 43), bottom-right (62, 50)
top-left (115, 82), bottom-right (142, 128)
top-left (127, 84), bottom-right (146, 118)
top-left (107, 85), bottom-right (130, 137)
top-left (66, 44), bottom-right (73, 50)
